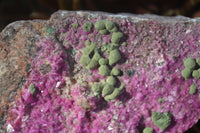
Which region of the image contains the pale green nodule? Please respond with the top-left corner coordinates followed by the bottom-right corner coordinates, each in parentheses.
top-left (91, 83), bottom-right (102, 93)
top-left (151, 111), bottom-right (171, 131)
top-left (106, 76), bottom-right (117, 86)
top-left (85, 40), bottom-right (91, 46)
top-left (98, 65), bottom-right (110, 76)
top-left (121, 42), bottom-right (127, 46)
top-left (109, 49), bottom-right (121, 66)
top-left (181, 68), bottom-right (192, 80)
top-left (111, 68), bottom-right (120, 76)
top-left (94, 20), bottom-right (106, 30)
top-left (184, 57), bottom-right (196, 70)
top-left (72, 23), bottom-right (79, 28)
top-left (82, 22), bottom-right (92, 32)
top-left (104, 84), bottom-right (125, 101)
top-left (189, 83), bottom-right (196, 95)
top-left (111, 32), bottom-right (123, 43)
top-left (102, 84), bottom-right (114, 96)
top-left (86, 52), bottom-right (101, 69)
top-left (105, 21), bottom-right (115, 31)
top-left (196, 57), bottom-right (200, 66)
top-left (80, 55), bottom-right (91, 66)
top-left (100, 29), bottom-right (108, 34)
top-left (143, 127), bottom-right (153, 133)
top-left (192, 70), bottom-right (200, 79)
top-left (99, 58), bottom-right (108, 65)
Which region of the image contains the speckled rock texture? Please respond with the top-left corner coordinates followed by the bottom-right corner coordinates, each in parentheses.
top-left (1, 10), bottom-right (200, 133)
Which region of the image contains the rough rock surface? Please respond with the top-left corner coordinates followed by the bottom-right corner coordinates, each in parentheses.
top-left (1, 10), bottom-right (200, 133)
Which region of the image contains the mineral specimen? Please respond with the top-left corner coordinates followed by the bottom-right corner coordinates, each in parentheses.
top-left (1, 10), bottom-right (200, 133)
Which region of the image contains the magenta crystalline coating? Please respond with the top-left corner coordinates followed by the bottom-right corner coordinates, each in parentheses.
top-left (1, 10), bottom-right (200, 133)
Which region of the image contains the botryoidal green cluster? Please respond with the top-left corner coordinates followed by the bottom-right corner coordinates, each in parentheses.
top-left (80, 20), bottom-right (126, 101)
top-left (151, 111), bottom-right (171, 131)
top-left (181, 57), bottom-right (200, 95)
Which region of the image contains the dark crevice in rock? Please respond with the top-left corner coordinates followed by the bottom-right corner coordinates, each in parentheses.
top-left (54, 32), bottom-right (76, 77)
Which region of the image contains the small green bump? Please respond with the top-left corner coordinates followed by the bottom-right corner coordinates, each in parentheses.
top-left (196, 57), bottom-right (200, 66)
top-left (199, 93), bottom-right (200, 98)
top-left (105, 21), bottom-right (115, 31)
top-left (93, 52), bottom-right (101, 60)
top-left (80, 55), bottom-right (91, 66)
top-left (86, 59), bottom-right (99, 69)
top-left (109, 49), bottom-right (121, 66)
top-left (110, 26), bottom-right (118, 32)
top-left (82, 47), bottom-right (91, 55)
top-left (99, 65), bottom-right (110, 76)
top-left (89, 42), bottom-right (97, 53)
top-left (181, 68), bottom-right (192, 80)
top-left (85, 40), bottom-right (91, 46)
top-left (102, 84), bottom-right (114, 96)
top-left (158, 98), bottom-right (164, 103)
top-left (151, 111), bottom-right (171, 131)
top-left (192, 70), bottom-right (200, 79)
top-left (94, 20), bottom-right (106, 30)
top-left (72, 23), bottom-right (79, 28)
top-left (99, 58), bottom-right (108, 65)
top-left (106, 44), bottom-right (117, 53)
top-left (189, 83), bottom-right (196, 95)
top-left (111, 68), bottom-right (120, 76)
top-left (99, 29), bottom-right (108, 34)
top-left (91, 83), bottom-right (102, 93)
top-left (106, 76), bottom-right (117, 86)
top-left (104, 84), bottom-right (125, 101)
top-left (101, 44), bottom-right (108, 52)
top-left (82, 22), bottom-right (92, 32)
top-left (121, 42), bottom-right (127, 46)
top-left (184, 57), bottom-right (196, 70)
top-left (111, 32), bottom-right (123, 43)
top-left (143, 127), bottom-right (153, 133)
top-left (112, 43), bottom-right (119, 47)
top-left (29, 84), bottom-right (36, 95)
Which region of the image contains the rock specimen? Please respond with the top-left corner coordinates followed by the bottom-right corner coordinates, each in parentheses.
top-left (1, 10), bottom-right (200, 133)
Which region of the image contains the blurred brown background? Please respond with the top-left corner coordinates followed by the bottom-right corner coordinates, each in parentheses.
top-left (0, 0), bottom-right (200, 132)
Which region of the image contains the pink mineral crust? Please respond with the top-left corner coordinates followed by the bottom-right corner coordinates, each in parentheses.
top-left (1, 10), bottom-right (200, 133)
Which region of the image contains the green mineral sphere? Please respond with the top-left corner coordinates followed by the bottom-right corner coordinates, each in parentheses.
top-left (184, 57), bottom-right (196, 70)
top-left (143, 127), bottom-right (153, 133)
top-left (151, 112), bottom-right (171, 131)
top-left (196, 57), bottom-right (200, 66)
top-left (99, 58), bottom-right (108, 65)
top-left (111, 32), bottom-right (123, 43)
top-left (102, 84), bottom-right (114, 96)
top-left (82, 22), bottom-right (92, 32)
top-left (181, 68), bottom-right (192, 80)
top-left (91, 83), bottom-right (102, 93)
top-left (189, 83), bottom-right (196, 95)
top-left (98, 65), bottom-right (110, 76)
top-left (106, 76), bottom-right (117, 86)
top-left (111, 68), bottom-right (120, 76)
top-left (80, 55), bottom-right (91, 66)
top-left (109, 49), bottom-right (121, 66)
top-left (94, 20), bottom-right (105, 30)
top-left (105, 21), bottom-right (115, 31)
top-left (192, 70), bottom-right (200, 79)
